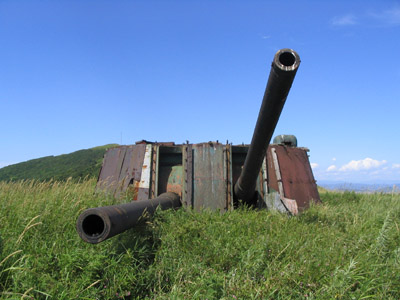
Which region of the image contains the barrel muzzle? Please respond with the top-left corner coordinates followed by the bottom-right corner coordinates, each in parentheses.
top-left (76, 192), bottom-right (181, 244)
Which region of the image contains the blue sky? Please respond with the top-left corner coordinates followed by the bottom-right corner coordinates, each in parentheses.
top-left (1, 0), bottom-right (400, 183)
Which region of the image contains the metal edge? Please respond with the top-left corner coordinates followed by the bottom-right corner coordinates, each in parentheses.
top-left (150, 144), bottom-right (158, 199)
top-left (224, 144), bottom-right (233, 211)
top-left (271, 146), bottom-right (298, 215)
top-left (183, 144), bottom-right (193, 209)
top-left (137, 144), bottom-right (152, 200)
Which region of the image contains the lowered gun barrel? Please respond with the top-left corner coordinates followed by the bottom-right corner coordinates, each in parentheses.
top-left (234, 48), bottom-right (301, 204)
top-left (76, 192), bottom-right (181, 244)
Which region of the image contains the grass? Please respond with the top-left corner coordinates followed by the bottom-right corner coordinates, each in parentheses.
top-left (0, 179), bottom-right (399, 299)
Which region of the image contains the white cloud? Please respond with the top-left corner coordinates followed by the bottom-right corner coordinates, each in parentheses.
top-left (370, 7), bottom-right (400, 26)
top-left (339, 158), bottom-right (387, 172)
top-left (261, 35), bottom-right (271, 39)
top-left (310, 163), bottom-right (319, 169)
top-left (327, 165), bottom-right (337, 172)
top-left (332, 157), bottom-right (337, 161)
top-left (316, 159), bottom-right (400, 183)
top-left (331, 7), bottom-right (400, 29)
top-left (331, 14), bottom-right (357, 26)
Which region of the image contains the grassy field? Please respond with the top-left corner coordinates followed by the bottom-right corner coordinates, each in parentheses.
top-left (0, 179), bottom-right (399, 299)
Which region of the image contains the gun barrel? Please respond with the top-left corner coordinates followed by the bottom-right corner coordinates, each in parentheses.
top-left (234, 48), bottom-right (300, 204)
top-left (76, 192), bottom-right (181, 244)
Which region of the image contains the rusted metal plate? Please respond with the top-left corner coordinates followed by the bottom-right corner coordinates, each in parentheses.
top-left (268, 145), bottom-right (321, 212)
top-left (224, 144), bottom-right (233, 210)
top-left (150, 145), bottom-right (158, 199)
top-left (183, 144), bottom-right (193, 208)
top-left (192, 143), bottom-right (226, 212)
top-left (114, 144), bottom-right (146, 199)
top-left (96, 146), bottom-right (127, 195)
top-left (96, 145), bottom-right (147, 199)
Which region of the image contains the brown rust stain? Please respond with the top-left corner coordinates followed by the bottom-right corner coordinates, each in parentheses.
top-left (126, 180), bottom-right (140, 201)
top-left (166, 183), bottom-right (182, 196)
top-left (268, 145), bottom-right (321, 211)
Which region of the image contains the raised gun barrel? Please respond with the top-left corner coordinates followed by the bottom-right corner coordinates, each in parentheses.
top-left (76, 192), bottom-right (181, 244)
top-left (234, 48), bottom-right (301, 204)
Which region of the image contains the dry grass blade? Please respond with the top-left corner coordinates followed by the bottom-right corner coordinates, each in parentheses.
top-left (0, 250), bottom-right (23, 267)
top-left (20, 287), bottom-right (33, 299)
top-left (76, 279), bottom-right (102, 298)
top-left (16, 215), bottom-right (42, 245)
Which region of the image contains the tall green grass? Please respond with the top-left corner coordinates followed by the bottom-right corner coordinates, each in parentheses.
top-left (0, 180), bottom-right (399, 299)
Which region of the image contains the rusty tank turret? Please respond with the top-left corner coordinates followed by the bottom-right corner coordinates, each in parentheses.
top-left (77, 49), bottom-right (321, 244)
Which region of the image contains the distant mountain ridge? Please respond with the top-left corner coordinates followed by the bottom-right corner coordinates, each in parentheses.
top-left (0, 144), bottom-right (118, 182)
top-left (319, 181), bottom-right (400, 193)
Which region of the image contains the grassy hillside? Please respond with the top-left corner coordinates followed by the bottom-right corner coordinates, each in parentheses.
top-left (0, 179), bottom-right (399, 299)
top-left (0, 144), bottom-right (118, 182)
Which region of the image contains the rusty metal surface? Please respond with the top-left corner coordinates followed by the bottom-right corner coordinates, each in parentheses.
top-left (96, 146), bottom-right (128, 195)
top-left (96, 145), bottom-right (146, 199)
top-left (269, 145), bottom-right (321, 211)
top-left (183, 144), bottom-right (193, 208)
top-left (96, 142), bottom-right (319, 214)
top-left (150, 145), bottom-right (158, 199)
top-left (115, 144), bottom-right (146, 199)
top-left (192, 143), bottom-right (226, 211)
top-left (224, 144), bottom-right (233, 210)
top-left (270, 147), bottom-right (299, 215)
top-left (165, 166), bottom-right (183, 195)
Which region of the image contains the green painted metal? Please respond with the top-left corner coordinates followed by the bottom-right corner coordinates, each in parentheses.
top-left (157, 146), bottom-right (183, 198)
top-left (272, 135), bottom-right (298, 147)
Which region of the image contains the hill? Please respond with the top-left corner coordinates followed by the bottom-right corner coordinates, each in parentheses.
top-left (319, 181), bottom-right (400, 193)
top-left (0, 144), bottom-right (118, 182)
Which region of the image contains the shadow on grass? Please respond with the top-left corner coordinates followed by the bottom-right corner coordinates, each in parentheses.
top-left (113, 221), bottom-right (159, 256)
top-left (95, 220), bottom-right (161, 299)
